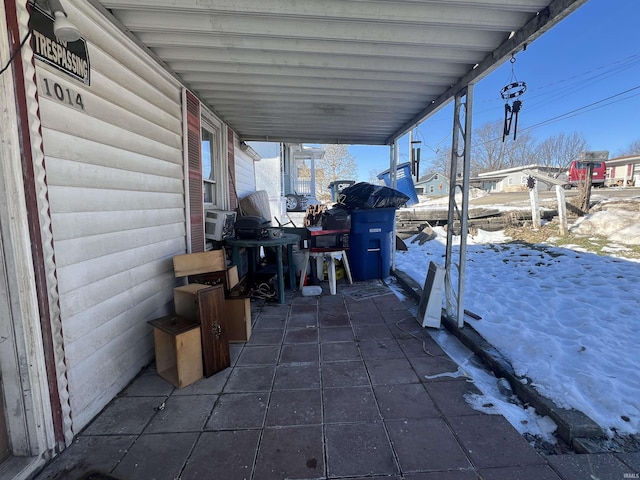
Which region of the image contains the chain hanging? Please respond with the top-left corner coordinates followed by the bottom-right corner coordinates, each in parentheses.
top-left (501, 53), bottom-right (527, 142)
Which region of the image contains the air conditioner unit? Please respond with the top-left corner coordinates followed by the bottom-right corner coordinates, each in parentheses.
top-left (205, 209), bottom-right (237, 241)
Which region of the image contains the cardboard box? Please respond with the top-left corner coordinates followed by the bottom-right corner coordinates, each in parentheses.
top-left (225, 297), bottom-right (252, 343)
top-left (148, 315), bottom-right (203, 389)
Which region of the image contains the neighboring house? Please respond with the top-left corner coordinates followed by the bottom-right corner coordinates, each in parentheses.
top-left (415, 173), bottom-right (450, 196)
top-left (606, 154), bottom-right (640, 187)
top-left (474, 165), bottom-right (566, 192)
top-left (0, 2), bottom-right (259, 472)
top-left (251, 142), bottom-right (327, 212)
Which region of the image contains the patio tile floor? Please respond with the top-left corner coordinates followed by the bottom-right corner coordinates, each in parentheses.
top-left (32, 281), bottom-right (640, 480)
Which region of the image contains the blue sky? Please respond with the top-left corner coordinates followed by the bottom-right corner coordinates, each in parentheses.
top-left (351, 0), bottom-right (640, 181)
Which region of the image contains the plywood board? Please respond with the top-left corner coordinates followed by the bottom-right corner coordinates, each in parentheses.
top-left (226, 265), bottom-right (239, 291)
top-left (173, 250), bottom-right (226, 277)
top-left (225, 297), bottom-right (252, 343)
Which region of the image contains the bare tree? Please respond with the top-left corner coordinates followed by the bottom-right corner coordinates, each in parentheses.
top-left (315, 144), bottom-right (357, 203)
top-left (616, 138), bottom-right (640, 156)
top-left (367, 169), bottom-right (382, 185)
top-left (471, 121), bottom-right (535, 172)
top-left (469, 120), bottom-right (542, 174)
top-left (470, 121), bottom-right (508, 174)
top-left (536, 132), bottom-right (588, 173)
top-left (428, 147), bottom-right (452, 180)
top-left (503, 129), bottom-right (537, 168)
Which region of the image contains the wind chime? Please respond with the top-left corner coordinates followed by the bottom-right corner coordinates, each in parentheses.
top-left (501, 53), bottom-right (527, 142)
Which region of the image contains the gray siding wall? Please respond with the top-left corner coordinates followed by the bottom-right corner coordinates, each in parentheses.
top-left (36, 3), bottom-right (184, 431)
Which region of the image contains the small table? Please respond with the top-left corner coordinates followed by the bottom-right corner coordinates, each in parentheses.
top-left (225, 233), bottom-right (300, 304)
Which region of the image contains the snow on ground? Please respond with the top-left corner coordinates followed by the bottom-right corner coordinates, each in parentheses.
top-left (394, 195), bottom-right (640, 441)
top-left (412, 187), bottom-right (488, 209)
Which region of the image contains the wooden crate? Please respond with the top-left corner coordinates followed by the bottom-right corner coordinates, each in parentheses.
top-left (174, 284), bottom-right (230, 377)
top-left (226, 264), bottom-right (239, 290)
top-left (225, 297), bottom-right (252, 343)
top-left (173, 250), bottom-right (226, 277)
top-left (188, 271), bottom-right (226, 290)
top-left (148, 315), bottom-right (203, 389)
top-left (173, 284), bottom-right (205, 322)
top-left (188, 265), bottom-right (239, 293)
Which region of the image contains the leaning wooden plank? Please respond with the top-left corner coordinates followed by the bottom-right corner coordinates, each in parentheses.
top-left (173, 250), bottom-right (226, 277)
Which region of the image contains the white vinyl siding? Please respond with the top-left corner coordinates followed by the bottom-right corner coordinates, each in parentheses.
top-left (36, 4), bottom-right (184, 430)
top-left (234, 147), bottom-right (257, 198)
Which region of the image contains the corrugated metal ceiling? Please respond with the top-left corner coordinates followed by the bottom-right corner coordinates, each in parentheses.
top-left (93, 0), bottom-right (586, 145)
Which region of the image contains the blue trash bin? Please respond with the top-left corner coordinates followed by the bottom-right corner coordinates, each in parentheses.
top-left (328, 180), bottom-right (356, 202)
top-left (376, 162), bottom-right (419, 206)
top-left (347, 207), bottom-right (396, 281)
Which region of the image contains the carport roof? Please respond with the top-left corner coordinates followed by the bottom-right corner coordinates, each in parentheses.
top-left (92, 0), bottom-right (586, 145)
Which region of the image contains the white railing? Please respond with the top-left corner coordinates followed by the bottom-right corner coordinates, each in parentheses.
top-left (293, 178), bottom-right (312, 195)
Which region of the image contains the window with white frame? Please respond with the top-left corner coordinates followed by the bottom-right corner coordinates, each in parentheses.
top-left (201, 127), bottom-right (217, 205)
top-left (201, 117), bottom-right (223, 208)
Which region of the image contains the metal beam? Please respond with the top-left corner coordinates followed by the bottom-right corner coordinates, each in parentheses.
top-left (101, 0), bottom-right (533, 29)
top-left (155, 47), bottom-right (470, 78)
top-left (171, 62), bottom-right (461, 85)
top-left (184, 76), bottom-right (446, 96)
top-left (113, 10), bottom-right (506, 48)
top-left (138, 32), bottom-right (485, 65)
top-left (200, 96), bottom-right (420, 109)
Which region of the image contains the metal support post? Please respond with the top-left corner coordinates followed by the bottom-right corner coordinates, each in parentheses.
top-left (390, 141), bottom-right (398, 271)
top-left (444, 85), bottom-right (474, 328)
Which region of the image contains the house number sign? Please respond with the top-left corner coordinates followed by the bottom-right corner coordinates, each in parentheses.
top-left (38, 75), bottom-right (85, 112)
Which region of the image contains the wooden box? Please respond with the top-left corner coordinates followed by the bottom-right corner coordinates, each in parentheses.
top-left (174, 284), bottom-right (230, 377)
top-left (189, 265), bottom-right (239, 293)
top-left (148, 315), bottom-right (203, 389)
top-left (187, 271), bottom-right (226, 290)
top-left (173, 250), bottom-right (226, 277)
top-left (225, 297), bottom-right (252, 343)
top-left (226, 265), bottom-right (239, 290)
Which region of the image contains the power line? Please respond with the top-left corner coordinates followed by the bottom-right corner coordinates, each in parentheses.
top-left (472, 85), bottom-right (640, 149)
top-left (522, 87), bottom-right (640, 131)
top-left (468, 53), bottom-right (640, 118)
top-left (0, 31), bottom-right (32, 77)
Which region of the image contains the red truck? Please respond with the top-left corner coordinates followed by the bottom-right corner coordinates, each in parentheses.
top-left (565, 157), bottom-right (607, 188)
